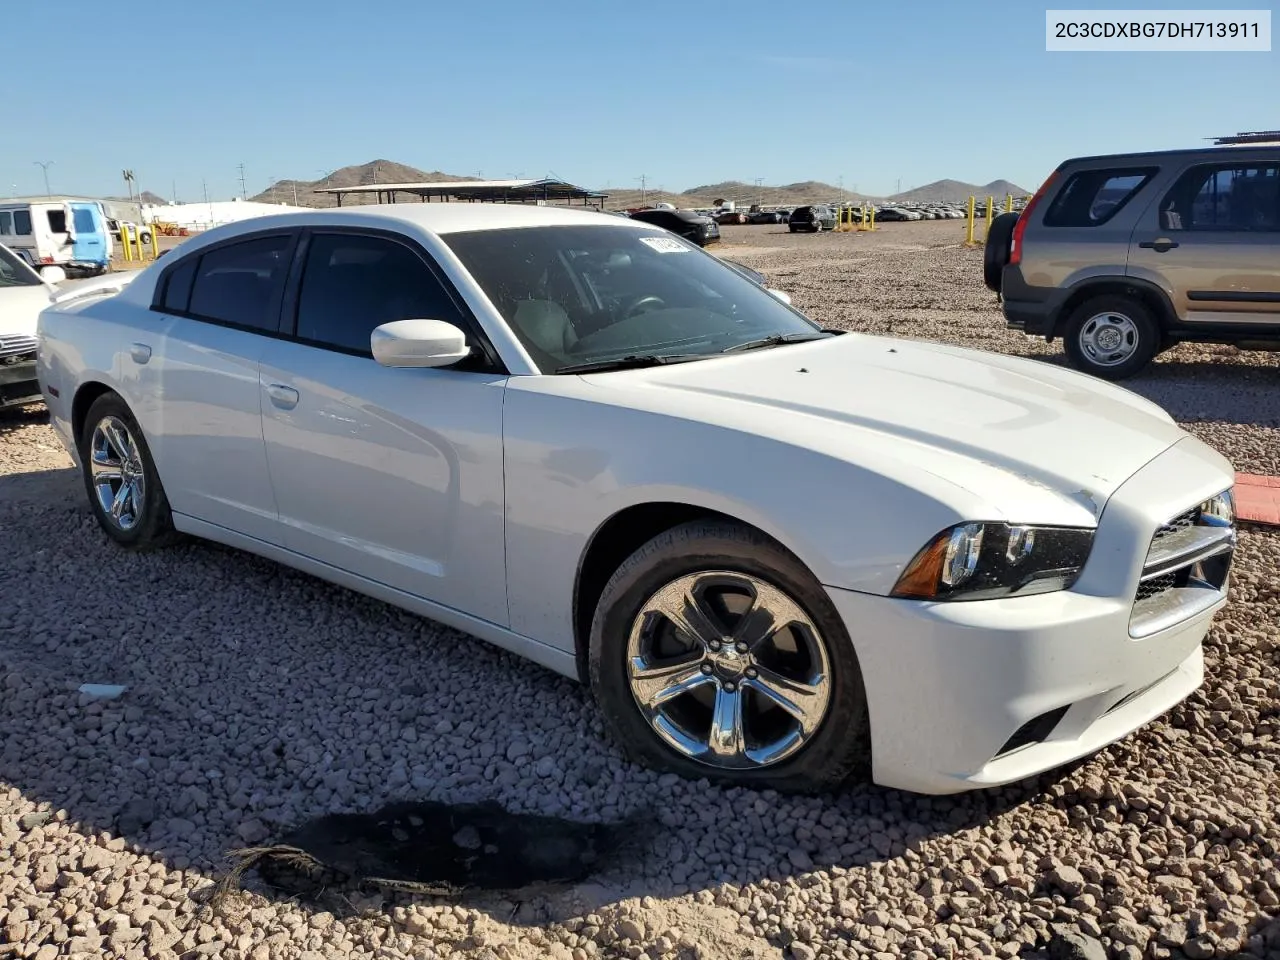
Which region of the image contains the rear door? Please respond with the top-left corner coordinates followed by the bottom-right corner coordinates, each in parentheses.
top-left (143, 231), bottom-right (297, 541)
top-left (70, 203), bottom-right (108, 268)
top-left (38, 205), bottom-right (74, 265)
top-left (1128, 160), bottom-right (1280, 329)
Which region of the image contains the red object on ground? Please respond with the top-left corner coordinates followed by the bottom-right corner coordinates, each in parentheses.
top-left (1235, 474), bottom-right (1280, 527)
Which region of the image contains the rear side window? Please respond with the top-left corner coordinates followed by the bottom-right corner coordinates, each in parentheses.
top-left (293, 233), bottom-right (464, 355)
top-left (158, 259), bottom-right (197, 313)
top-left (0, 212), bottom-right (11, 235)
top-left (46, 210), bottom-right (68, 233)
top-left (1159, 164), bottom-right (1280, 232)
top-left (186, 235), bottom-right (292, 331)
top-left (14, 211), bottom-right (32, 235)
top-left (1043, 168), bottom-right (1157, 227)
top-left (72, 208), bottom-right (96, 233)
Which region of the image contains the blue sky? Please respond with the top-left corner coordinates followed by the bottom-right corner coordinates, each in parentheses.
top-left (4, 0), bottom-right (1274, 201)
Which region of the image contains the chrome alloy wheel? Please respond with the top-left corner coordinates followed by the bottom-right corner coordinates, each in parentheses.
top-left (89, 416), bottom-right (146, 532)
top-left (1078, 312), bottom-right (1140, 367)
top-left (626, 571), bottom-right (832, 770)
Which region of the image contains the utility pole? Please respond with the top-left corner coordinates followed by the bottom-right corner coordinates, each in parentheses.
top-left (754, 177), bottom-right (763, 204)
top-left (636, 174), bottom-right (648, 206)
top-left (34, 161), bottom-right (54, 197)
top-left (202, 179), bottom-right (209, 204)
top-left (171, 179), bottom-right (177, 205)
top-left (292, 182), bottom-right (298, 206)
top-left (896, 177), bottom-right (902, 194)
top-left (237, 163), bottom-right (247, 200)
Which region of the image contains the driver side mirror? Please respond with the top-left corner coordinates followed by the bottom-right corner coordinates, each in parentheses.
top-left (766, 288), bottom-right (792, 306)
top-left (371, 318), bottom-right (472, 368)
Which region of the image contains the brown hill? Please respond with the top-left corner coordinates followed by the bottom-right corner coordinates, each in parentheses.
top-left (252, 160), bottom-right (472, 208)
top-left (889, 178), bottom-right (1029, 203)
top-left (601, 179), bottom-right (879, 211)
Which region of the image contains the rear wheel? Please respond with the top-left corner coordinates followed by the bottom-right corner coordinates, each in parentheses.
top-left (78, 393), bottom-right (180, 550)
top-left (1062, 295), bottom-right (1160, 381)
top-left (588, 520), bottom-right (870, 793)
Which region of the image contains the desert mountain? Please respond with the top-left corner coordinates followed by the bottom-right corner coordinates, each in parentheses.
top-left (889, 179), bottom-right (1029, 203)
top-left (252, 160), bottom-right (472, 208)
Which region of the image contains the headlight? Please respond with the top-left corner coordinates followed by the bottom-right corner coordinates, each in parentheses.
top-left (890, 522), bottom-right (1095, 602)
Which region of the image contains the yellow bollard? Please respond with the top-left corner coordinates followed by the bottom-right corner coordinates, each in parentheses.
top-left (965, 195), bottom-right (976, 245)
top-left (1005, 194), bottom-right (1014, 214)
top-left (985, 196), bottom-right (994, 236)
top-left (869, 205), bottom-right (876, 231)
top-left (122, 226), bottom-right (133, 262)
top-left (132, 225), bottom-right (142, 262)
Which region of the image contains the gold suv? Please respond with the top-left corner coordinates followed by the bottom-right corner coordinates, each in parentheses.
top-left (985, 146), bottom-right (1280, 380)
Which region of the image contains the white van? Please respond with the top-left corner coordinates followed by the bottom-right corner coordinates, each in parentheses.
top-left (0, 200), bottom-right (111, 276)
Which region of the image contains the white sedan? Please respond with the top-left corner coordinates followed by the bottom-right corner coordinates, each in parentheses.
top-left (36, 204), bottom-right (1236, 794)
top-left (0, 244), bottom-right (64, 409)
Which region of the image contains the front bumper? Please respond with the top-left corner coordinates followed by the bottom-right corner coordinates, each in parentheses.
top-left (829, 436), bottom-right (1234, 795)
top-left (0, 355), bottom-right (41, 408)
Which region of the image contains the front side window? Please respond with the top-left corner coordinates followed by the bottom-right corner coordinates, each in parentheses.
top-left (1160, 164), bottom-right (1280, 232)
top-left (443, 224), bottom-right (823, 372)
top-left (1043, 167), bottom-right (1157, 227)
top-left (46, 210), bottom-right (68, 233)
top-left (185, 235), bottom-right (292, 331)
top-left (292, 233), bottom-right (464, 355)
top-left (0, 243), bottom-right (40, 288)
top-left (0, 212), bottom-right (12, 235)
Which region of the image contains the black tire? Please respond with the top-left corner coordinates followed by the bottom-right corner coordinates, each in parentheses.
top-left (1061, 295), bottom-right (1160, 381)
top-left (78, 393), bottom-right (180, 550)
top-left (983, 211), bottom-right (1019, 291)
top-left (588, 520), bottom-right (870, 794)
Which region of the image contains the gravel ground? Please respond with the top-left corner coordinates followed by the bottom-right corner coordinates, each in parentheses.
top-left (1, 219), bottom-right (1278, 960)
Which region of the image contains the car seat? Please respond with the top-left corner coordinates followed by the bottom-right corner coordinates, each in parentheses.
top-left (512, 300), bottom-right (579, 358)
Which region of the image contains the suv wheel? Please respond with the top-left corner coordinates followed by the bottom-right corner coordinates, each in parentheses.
top-left (1062, 296), bottom-right (1159, 381)
top-left (983, 212), bottom-right (1019, 291)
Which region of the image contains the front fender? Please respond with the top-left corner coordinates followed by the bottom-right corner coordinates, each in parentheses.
top-left (501, 388), bottom-right (964, 655)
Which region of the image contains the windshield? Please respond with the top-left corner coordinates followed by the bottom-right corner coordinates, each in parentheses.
top-left (0, 245), bottom-right (40, 289)
top-left (443, 225), bottom-right (822, 372)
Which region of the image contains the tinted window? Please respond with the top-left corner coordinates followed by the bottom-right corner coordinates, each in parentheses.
top-left (443, 225), bottom-right (822, 372)
top-left (0, 212), bottom-right (11, 235)
top-left (158, 259), bottom-right (197, 313)
top-left (1160, 164), bottom-right (1280, 232)
top-left (0, 244), bottom-right (40, 288)
top-left (293, 233), bottom-right (463, 355)
top-left (1043, 168), bottom-right (1157, 227)
top-left (72, 208), bottom-right (97, 233)
top-left (14, 211), bottom-right (32, 235)
top-left (186, 235), bottom-right (291, 330)
top-left (47, 210), bottom-right (68, 233)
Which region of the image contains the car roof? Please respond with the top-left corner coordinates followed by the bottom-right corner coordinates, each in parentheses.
top-left (1059, 145), bottom-right (1280, 168)
top-left (202, 202), bottom-right (642, 237)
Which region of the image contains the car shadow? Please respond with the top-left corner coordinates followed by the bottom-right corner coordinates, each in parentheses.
top-left (1010, 352), bottom-right (1280, 428)
top-left (0, 402), bottom-right (50, 436)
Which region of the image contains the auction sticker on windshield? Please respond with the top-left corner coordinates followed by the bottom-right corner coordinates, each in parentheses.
top-left (638, 236), bottom-right (691, 253)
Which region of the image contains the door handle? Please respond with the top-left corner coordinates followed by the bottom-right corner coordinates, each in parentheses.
top-left (129, 342), bottom-right (151, 364)
top-left (1138, 238), bottom-right (1180, 252)
top-left (265, 383), bottom-right (299, 410)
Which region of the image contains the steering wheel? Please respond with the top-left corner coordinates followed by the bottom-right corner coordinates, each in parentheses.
top-left (623, 295), bottom-right (666, 319)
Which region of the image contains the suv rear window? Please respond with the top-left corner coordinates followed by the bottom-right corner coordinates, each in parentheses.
top-left (1159, 163), bottom-right (1280, 232)
top-left (1043, 167), bottom-right (1157, 227)
top-left (792, 207), bottom-right (813, 217)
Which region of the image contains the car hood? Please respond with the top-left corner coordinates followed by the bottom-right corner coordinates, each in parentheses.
top-left (0, 284), bottom-right (54, 338)
top-left (587, 333), bottom-right (1188, 522)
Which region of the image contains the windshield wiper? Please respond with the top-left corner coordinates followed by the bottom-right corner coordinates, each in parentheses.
top-left (554, 354), bottom-right (706, 374)
top-left (722, 332), bottom-right (831, 353)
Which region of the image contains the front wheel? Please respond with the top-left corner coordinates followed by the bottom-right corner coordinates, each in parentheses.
top-left (588, 520), bottom-right (870, 793)
top-left (1062, 295), bottom-right (1159, 381)
top-left (78, 393), bottom-right (180, 550)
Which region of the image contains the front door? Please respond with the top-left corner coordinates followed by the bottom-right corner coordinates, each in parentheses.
top-left (1129, 160), bottom-right (1280, 330)
top-left (70, 203), bottom-right (108, 269)
top-left (259, 230), bottom-right (509, 625)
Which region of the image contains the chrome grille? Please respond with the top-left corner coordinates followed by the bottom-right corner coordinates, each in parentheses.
top-left (1130, 492), bottom-right (1235, 638)
top-left (0, 334), bottom-right (38, 361)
